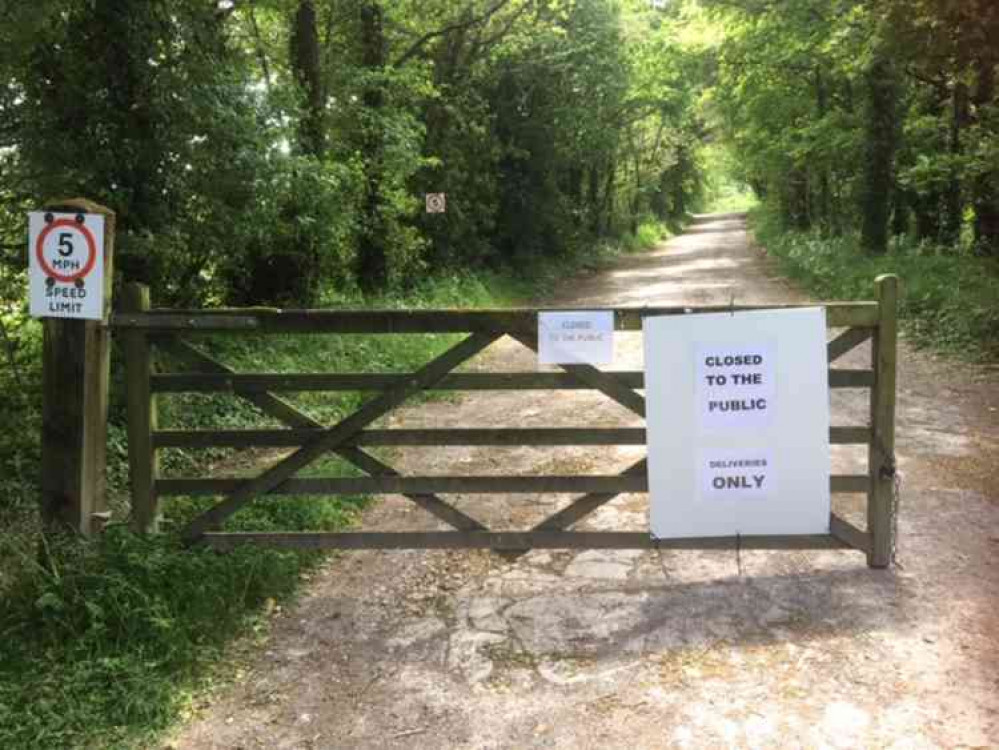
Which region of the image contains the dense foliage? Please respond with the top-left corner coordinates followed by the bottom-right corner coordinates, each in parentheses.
top-left (707, 0), bottom-right (999, 257)
top-left (754, 208), bottom-right (999, 358)
top-left (0, 0), bottom-right (705, 311)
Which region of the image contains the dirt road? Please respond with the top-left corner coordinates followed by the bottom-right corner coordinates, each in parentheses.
top-left (168, 214), bottom-right (999, 750)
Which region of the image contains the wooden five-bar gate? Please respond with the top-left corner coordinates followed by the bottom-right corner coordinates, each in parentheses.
top-left (113, 275), bottom-right (898, 568)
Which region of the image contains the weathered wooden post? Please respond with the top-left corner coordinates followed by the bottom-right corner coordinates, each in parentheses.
top-left (867, 274), bottom-right (899, 568)
top-left (38, 198), bottom-right (115, 536)
top-left (122, 283), bottom-right (160, 533)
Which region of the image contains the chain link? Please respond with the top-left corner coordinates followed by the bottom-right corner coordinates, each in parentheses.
top-left (891, 468), bottom-right (902, 568)
top-left (878, 443), bottom-right (902, 568)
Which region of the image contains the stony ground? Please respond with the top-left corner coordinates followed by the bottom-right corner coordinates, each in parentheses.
top-left (166, 215), bottom-right (999, 750)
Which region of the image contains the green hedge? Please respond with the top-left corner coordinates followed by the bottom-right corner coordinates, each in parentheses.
top-left (752, 210), bottom-right (999, 361)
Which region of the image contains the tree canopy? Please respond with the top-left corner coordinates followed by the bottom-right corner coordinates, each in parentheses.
top-left (1, 0), bottom-right (995, 315)
top-left (0, 0), bottom-right (713, 308)
top-left (707, 0), bottom-right (999, 255)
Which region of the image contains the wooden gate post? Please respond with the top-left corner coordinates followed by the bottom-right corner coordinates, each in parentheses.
top-left (867, 274), bottom-right (899, 568)
top-left (39, 199), bottom-right (115, 536)
top-left (122, 283), bottom-right (160, 533)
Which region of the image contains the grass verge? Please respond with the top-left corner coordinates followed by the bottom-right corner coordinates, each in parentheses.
top-left (752, 209), bottom-right (999, 361)
top-left (0, 221), bottom-right (672, 749)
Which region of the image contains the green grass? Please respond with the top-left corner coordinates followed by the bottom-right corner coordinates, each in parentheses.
top-left (620, 218), bottom-right (677, 254)
top-left (0, 234), bottom-right (668, 748)
top-left (752, 209), bottom-right (999, 360)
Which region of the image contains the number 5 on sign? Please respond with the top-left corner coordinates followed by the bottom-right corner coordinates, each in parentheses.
top-left (28, 211), bottom-right (105, 320)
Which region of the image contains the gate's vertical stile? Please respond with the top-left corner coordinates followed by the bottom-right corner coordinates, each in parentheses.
top-left (38, 199), bottom-right (115, 535)
top-left (867, 274), bottom-right (899, 568)
top-left (123, 283), bottom-right (160, 533)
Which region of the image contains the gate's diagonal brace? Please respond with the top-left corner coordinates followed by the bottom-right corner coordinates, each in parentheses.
top-left (500, 457), bottom-right (648, 561)
top-left (534, 458), bottom-right (648, 531)
top-left (162, 339), bottom-right (489, 533)
top-left (337, 447), bottom-right (488, 532)
top-left (179, 331), bottom-right (500, 542)
top-left (159, 338), bottom-right (319, 429)
top-left (508, 331), bottom-right (646, 418)
top-left (827, 327), bottom-right (872, 363)
top-left (829, 513), bottom-right (869, 553)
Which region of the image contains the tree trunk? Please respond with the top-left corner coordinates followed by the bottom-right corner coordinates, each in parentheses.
top-left (815, 67), bottom-right (832, 231)
top-left (587, 164), bottom-right (602, 235)
top-left (972, 22), bottom-right (999, 256)
top-left (787, 168), bottom-right (810, 230)
top-left (289, 0), bottom-right (325, 158)
top-left (941, 74), bottom-right (968, 247)
top-left (356, 1), bottom-right (388, 291)
top-left (860, 50), bottom-right (898, 255)
top-left (911, 88), bottom-right (947, 242)
top-left (891, 186), bottom-right (910, 237)
top-left (602, 159), bottom-right (616, 235)
top-left (672, 145), bottom-right (686, 220)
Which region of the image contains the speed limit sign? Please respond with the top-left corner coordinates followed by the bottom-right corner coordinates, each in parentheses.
top-left (28, 211), bottom-right (105, 320)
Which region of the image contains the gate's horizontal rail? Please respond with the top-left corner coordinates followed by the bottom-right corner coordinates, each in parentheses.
top-left (112, 302), bottom-right (880, 333)
top-left (161, 475), bottom-right (647, 496)
top-left (151, 372), bottom-right (646, 392)
top-left (202, 530), bottom-right (855, 551)
top-left (154, 427), bottom-right (648, 448)
top-left (157, 473), bottom-right (869, 496)
top-left (152, 426), bottom-right (871, 449)
top-left (149, 369), bottom-right (873, 392)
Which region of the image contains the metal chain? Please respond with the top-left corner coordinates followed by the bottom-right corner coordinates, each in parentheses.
top-left (891, 467), bottom-right (903, 568)
top-left (879, 444), bottom-right (902, 568)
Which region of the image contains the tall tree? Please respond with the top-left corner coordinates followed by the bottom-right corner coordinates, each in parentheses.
top-left (290, 0), bottom-right (326, 157)
top-left (355, 1), bottom-right (388, 290)
top-left (860, 43), bottom-right (899, 255)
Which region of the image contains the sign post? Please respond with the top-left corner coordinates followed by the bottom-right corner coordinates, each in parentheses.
top-left (644, 308), bottom-right (831, 539)
top-left (35, 199), bottom-right (115, 535)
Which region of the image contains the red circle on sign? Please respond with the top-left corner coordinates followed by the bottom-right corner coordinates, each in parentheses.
top-left (35, 219), bottom-right (98, 283)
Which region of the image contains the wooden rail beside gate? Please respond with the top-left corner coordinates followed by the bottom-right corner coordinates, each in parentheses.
top-left (115, 275), bottom-right (898, 568)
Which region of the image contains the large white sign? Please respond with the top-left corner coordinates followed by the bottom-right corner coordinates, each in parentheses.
top-left (538, 311), bottom-right (614, 365)
top-left (28, 211), bottom-right (105, 320)
top-left (644, 308), bottom-right (830, 538)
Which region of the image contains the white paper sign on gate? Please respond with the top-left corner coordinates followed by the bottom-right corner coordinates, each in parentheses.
top-left (644, 307), bottom-right (830, 539)
top-left (538, 311), bottom-right (614, 365)
top-left (696, 343), bottom-right (776, 430)
top-left (28, 211), bottom-right (105, 320)
top-left (700, 449), bottom-right (775, 502)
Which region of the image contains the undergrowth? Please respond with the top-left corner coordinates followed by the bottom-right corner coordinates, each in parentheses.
top-left (0, 222), bottom-right (671, 749)
top-left (752, 209), bottom-right (999, 361)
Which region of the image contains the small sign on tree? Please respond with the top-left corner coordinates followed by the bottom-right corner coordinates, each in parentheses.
top-left (425, 193), bottom-right (446, 214)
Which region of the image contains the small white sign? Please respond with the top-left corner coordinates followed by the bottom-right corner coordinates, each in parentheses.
top-left (644, 307), bottom-right (830, 539)
top-left (696, 343), bottom-right (776, 430)
top-left (425, 193), bottom-right (446, 214)
top-left (538, 311), bottom-right (614, 365)
top-left (700, 449), bottom-right (774, 502)
top-left (28, 211), bottom-right (105, 320)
